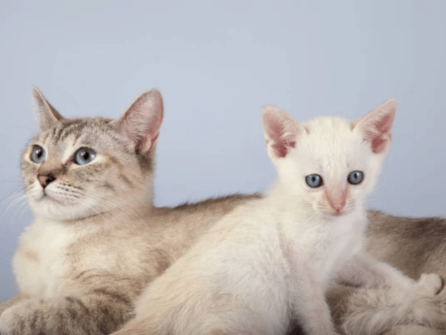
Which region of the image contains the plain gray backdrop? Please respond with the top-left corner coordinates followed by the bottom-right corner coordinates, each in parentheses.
top-left (1, 0), bottom-right (445, 301)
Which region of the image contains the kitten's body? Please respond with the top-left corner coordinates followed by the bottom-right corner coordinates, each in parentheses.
top-left (111, 183), bottom-right (366, 335)
top-left (111, 102), bottom-right (441, 335)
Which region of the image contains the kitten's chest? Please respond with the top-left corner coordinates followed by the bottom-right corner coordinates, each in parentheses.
top-left (13, 220), bottom-right (78, 299)
top-left (293, 214), bottom-right (366, 284)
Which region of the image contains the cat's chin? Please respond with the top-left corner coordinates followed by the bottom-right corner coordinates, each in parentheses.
top-left (29, 199), bottom-right (96, 222)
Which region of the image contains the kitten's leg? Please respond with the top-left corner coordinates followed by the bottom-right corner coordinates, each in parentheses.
top-left (337, 252), bottom-right (442, 291)
top-left (288, 259), bottom-right (339, 335)
top-left (0, 294), bottom-right (28, 316)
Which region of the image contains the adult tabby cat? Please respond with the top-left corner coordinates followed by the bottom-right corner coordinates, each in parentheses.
top-left (0, 89), bottom-right (445, 335)
top-left (0, 88), bottom-right (258, 335)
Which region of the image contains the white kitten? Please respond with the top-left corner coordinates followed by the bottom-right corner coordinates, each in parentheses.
top-left (112, 101), bottom-right (442, 335)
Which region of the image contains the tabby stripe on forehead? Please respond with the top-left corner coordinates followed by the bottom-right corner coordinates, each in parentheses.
top-left (56, 121), bottom-right (85, 142)
top-left (41, 131), bottom-right (50, 145)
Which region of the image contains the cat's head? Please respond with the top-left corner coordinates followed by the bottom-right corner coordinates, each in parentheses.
top-left (262, 100), bottom-right (396, 216)
top-left (21, 87), bottom-right (163, 221)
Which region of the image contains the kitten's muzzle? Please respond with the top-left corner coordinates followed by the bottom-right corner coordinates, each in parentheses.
top-left (326, 189), bottom-right (347, 214)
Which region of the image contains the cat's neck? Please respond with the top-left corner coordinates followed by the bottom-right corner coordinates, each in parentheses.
top-left (33, 202), bottom-right (154, 227)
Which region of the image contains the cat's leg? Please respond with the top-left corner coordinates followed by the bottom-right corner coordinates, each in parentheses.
top-left (0, 278), bottom-right (136, 335)
top-left (0, 293), bottom-right (133, 335)
top-left (0, 294), bottom-right (28, 316)
top-left (326, 281), bottom-right (446, 335)
top-left (383, 325), bottom-right (445, 335)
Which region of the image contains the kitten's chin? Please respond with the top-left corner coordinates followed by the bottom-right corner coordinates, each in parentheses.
top-left (315, 206), bottom-right (356, 218)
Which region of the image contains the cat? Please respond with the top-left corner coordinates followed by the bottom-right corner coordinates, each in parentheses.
top-left (109, 101), bottom-right (442, 335)
top-left (0, 88), bottom-right (259, 335)
top-left (1, 88), bottom-right (445, 335)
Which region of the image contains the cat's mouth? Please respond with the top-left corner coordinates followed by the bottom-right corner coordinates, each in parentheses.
top-left (35, 190), bottom-right (64, 205)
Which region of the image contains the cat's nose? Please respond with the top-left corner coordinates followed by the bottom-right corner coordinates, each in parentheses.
top-left (38, 174), bottom-right (56, 188)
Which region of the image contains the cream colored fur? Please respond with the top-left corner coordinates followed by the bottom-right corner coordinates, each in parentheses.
top-left (0, 88), bottom-right (258, 335)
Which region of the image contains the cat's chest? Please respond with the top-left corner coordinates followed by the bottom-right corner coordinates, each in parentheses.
top-left (13, 220), bottom-right (90, 299)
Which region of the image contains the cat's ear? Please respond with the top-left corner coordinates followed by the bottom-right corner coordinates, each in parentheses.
top-left (111, 89), bottom-right (164, 154)
top-left (32, 87), bottom-right (64, 130)
top-left (262, 105), bottom-right (303, 159)
top-left (354, 99), bottom-right (396, 154)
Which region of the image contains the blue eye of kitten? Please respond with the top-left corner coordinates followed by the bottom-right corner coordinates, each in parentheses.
top-left (305, 174), bottom-right (323, 188)
top-left (347, 171), bottom-right (364, 185)
top-left (30, 145), bottom-right (46, 163)
top-left (74, 147), bottom-right (96, 165)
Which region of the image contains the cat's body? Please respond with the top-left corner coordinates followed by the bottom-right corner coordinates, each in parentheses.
top-left (0, 88), bottom-right (259, 335)
top-left (1, 88), bottom-right (445, 335)
top-left (110, 102), bottom-right (442, 335)
top-left (1, 195), bottom-right (257, 334)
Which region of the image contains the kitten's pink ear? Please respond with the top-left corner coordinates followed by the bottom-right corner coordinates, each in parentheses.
top-left (111, 89), bottom-right (164, 154)
top-left (32, 87), bottom-right (64, 130)
top-left (262, 105), bottom-right (302, 158)
top-left (354, 99), bottom-right (396, 154)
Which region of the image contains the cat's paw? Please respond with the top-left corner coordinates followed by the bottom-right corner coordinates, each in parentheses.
top-left (0, 305), bottom-right (19, 334)
top-left (0, 301), bottom-right (34, 335)
top-left (415, 273), bottom-right (444, 296)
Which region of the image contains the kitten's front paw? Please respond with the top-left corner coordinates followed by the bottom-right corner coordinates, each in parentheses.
top-left (415, 273), bottom-right (444, 296)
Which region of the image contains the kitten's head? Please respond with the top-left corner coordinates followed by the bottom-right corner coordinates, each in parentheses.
top-left (262, 100), bottom-right (396, 216)
top-left (21, 87), bottom-right (163, 221)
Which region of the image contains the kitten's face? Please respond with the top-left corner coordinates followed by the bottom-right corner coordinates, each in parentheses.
top-left (22, 88), bottom-right (163, 221)
top-left (263, 101), bottom-right (396, 217)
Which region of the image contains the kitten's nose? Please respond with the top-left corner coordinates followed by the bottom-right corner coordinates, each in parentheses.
top-left (38, 174), bottom-right (56, 188)
top-left (326, 189), bottom-right (347, 214)
top-left (332, 204), bottom-right (345, 214)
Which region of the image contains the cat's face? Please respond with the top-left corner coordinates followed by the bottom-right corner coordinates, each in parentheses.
top-left (21, 88), bottom-right (163, 221)
top-left (263, 100), bottom-right (396, 216)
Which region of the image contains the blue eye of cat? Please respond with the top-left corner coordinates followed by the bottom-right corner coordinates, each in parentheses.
top-left (30, 145), bottom-right (46, 163)
top-left (347, 171), bottom-right (364, 185)
top-left (305, 174), bottom-right (323, 188)
top-left (74, 147), bottom-right (96, 165)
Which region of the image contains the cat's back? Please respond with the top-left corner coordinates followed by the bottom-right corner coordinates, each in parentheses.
top-left (142, 194), bottom-right (263, 256)
top-left (366, 210), bottom-right (446, 279)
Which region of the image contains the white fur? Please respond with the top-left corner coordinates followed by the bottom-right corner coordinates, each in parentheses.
top-left (111, 102), bottom-right (440, 335)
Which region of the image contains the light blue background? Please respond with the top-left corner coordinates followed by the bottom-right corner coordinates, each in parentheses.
top-left (1, 0), bottom-right (445, 301)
